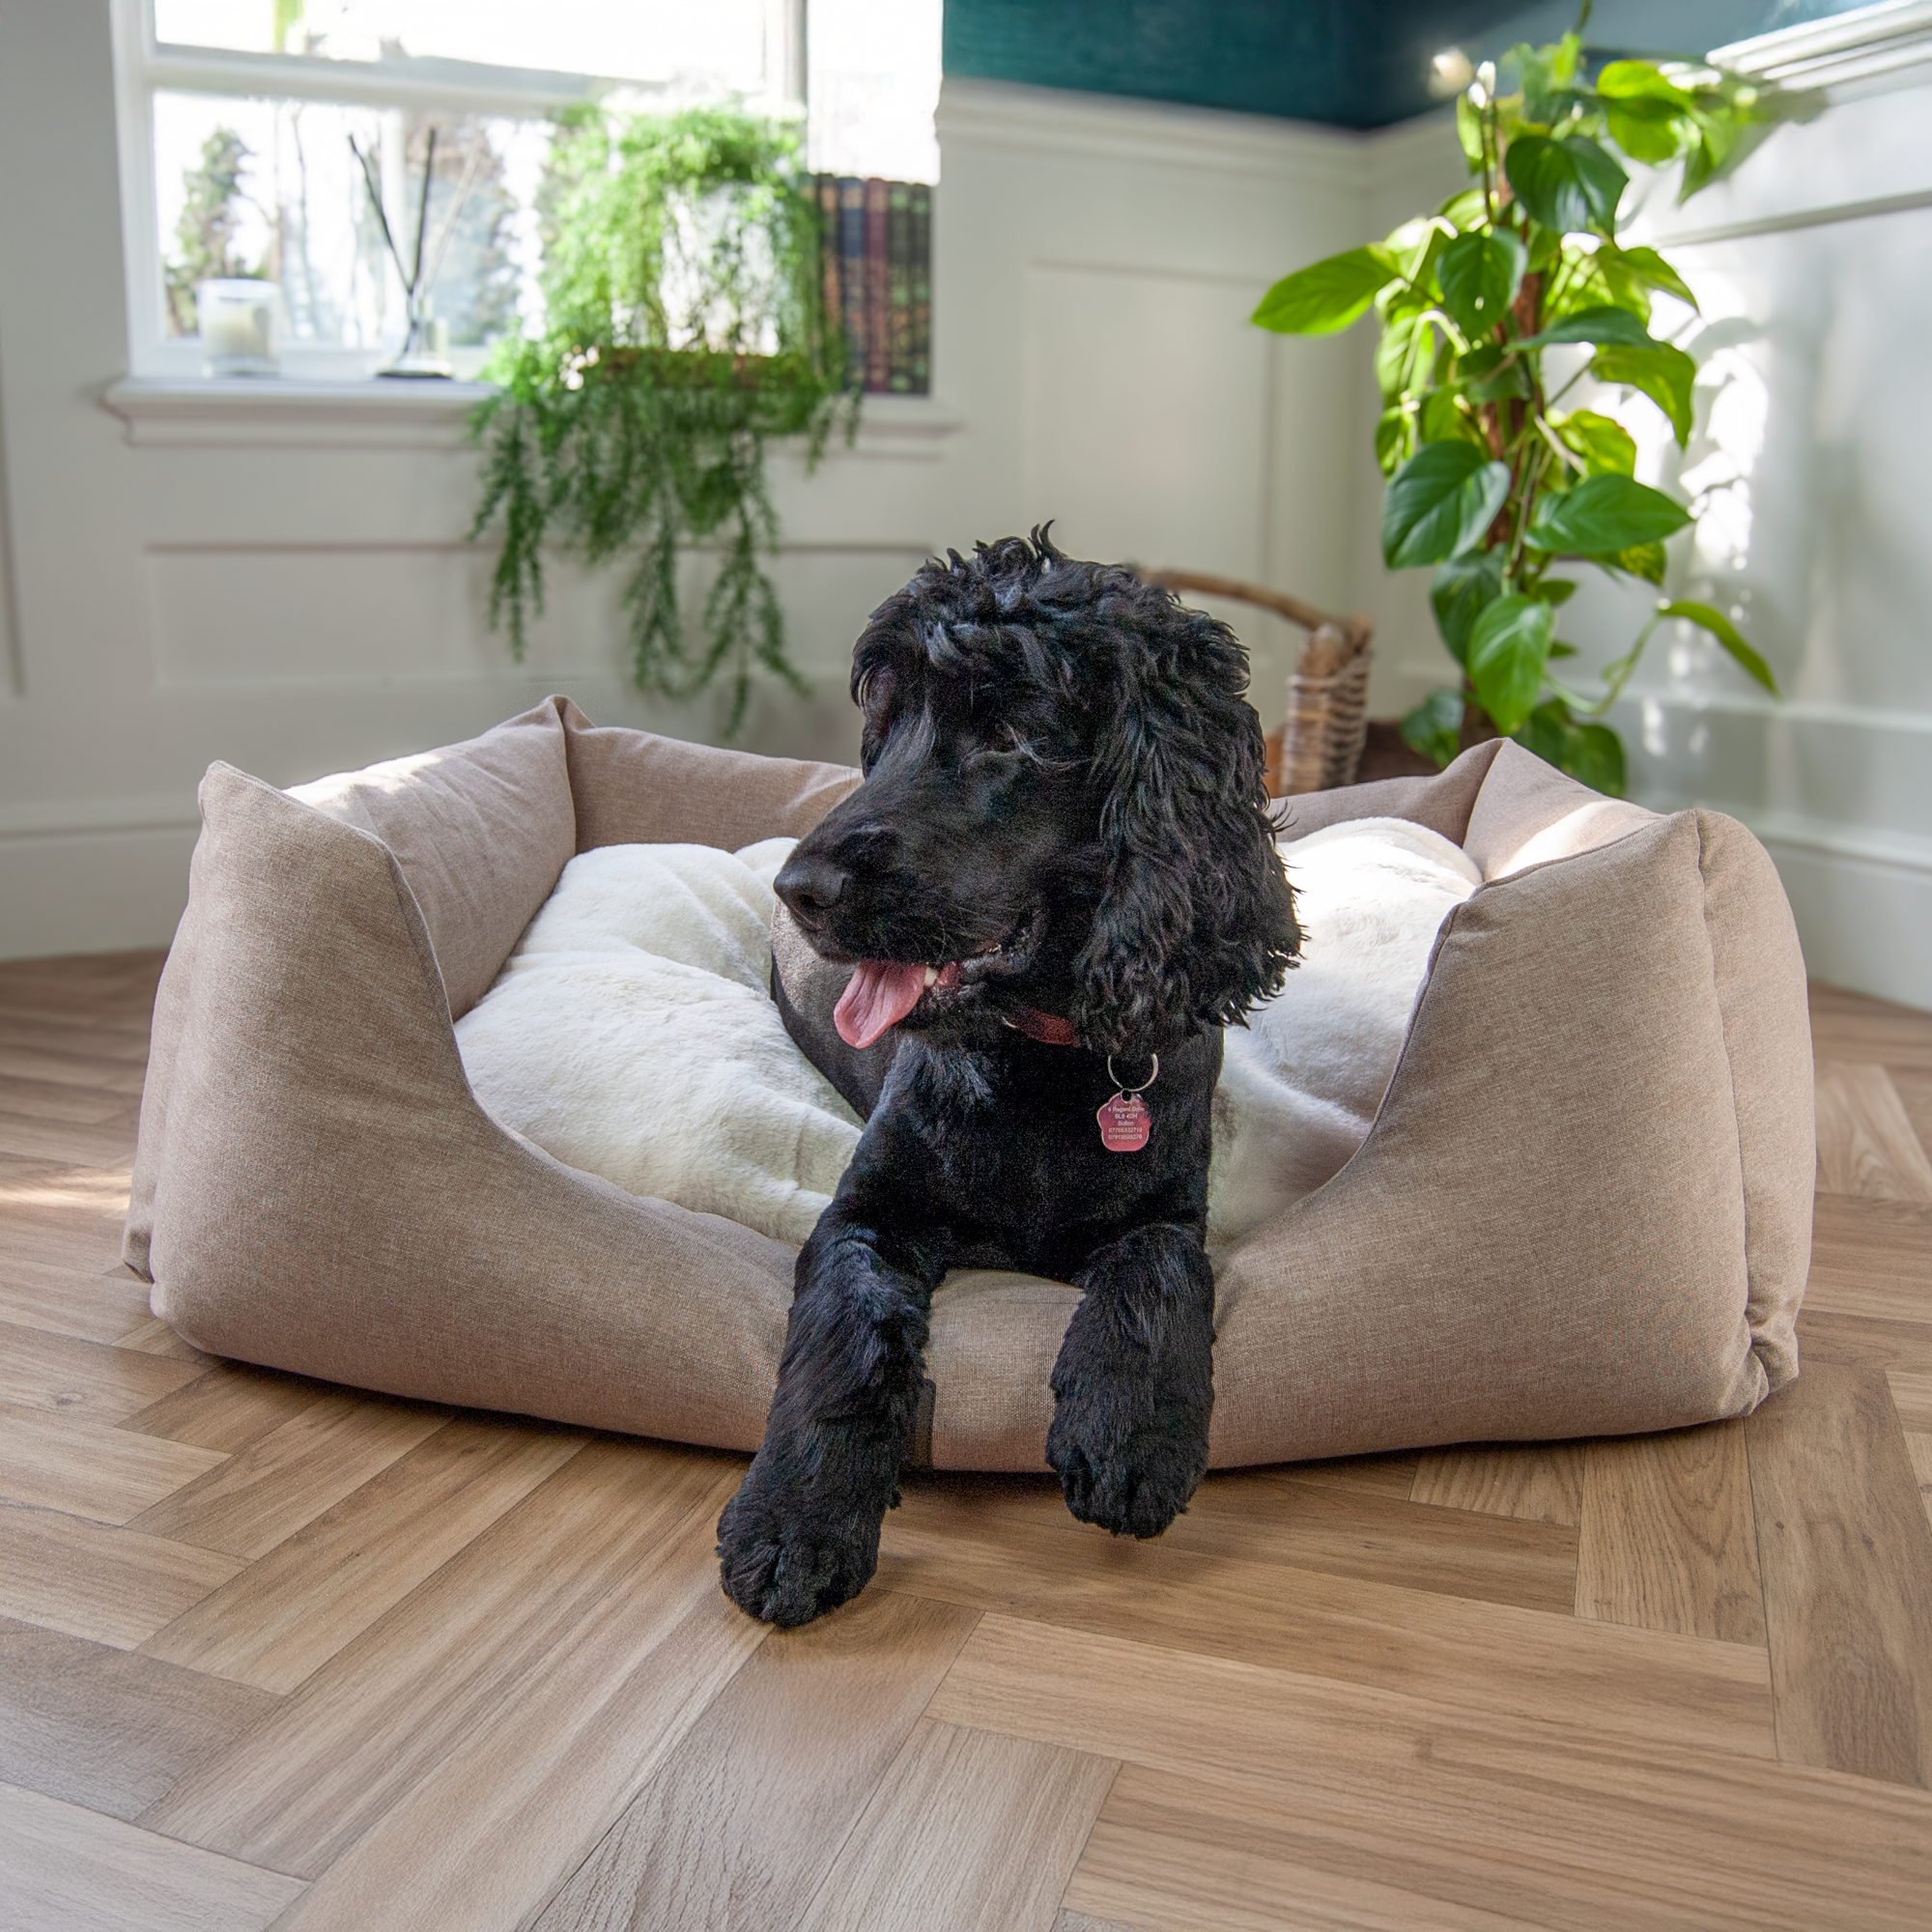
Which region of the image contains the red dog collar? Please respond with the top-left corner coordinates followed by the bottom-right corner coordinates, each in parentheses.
top-left (1008, 1008), bottom-right (1079, 1046)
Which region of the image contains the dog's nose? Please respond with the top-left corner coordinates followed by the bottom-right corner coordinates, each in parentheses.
top-left (775, 851), bottom-right (848, 924)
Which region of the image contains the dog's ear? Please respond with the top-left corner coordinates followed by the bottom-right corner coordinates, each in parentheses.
top-left (1070, 593), bottom-right (1299, 1054)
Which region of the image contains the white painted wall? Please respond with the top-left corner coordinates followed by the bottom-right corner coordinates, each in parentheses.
top-left (0, 2), bottom-right (1926, 1011)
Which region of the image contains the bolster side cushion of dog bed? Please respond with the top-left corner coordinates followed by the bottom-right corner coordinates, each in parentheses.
top-left (124, 696), bottom-right (1814, 1469)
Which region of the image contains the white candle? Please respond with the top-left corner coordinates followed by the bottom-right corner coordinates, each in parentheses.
top-left (197, 279), bottom-right (281, 376)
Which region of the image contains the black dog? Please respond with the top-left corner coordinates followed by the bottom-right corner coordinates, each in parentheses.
top-left (717, 530), bottom-right (1298, 1627)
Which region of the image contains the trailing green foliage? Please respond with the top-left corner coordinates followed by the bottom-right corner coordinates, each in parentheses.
top-left (1252, 14), bottom-right (1813, 790)
top-left (469, 108), bottom-right (853, 736)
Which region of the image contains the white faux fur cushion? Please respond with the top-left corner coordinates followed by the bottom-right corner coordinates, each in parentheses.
top-left (1208, 817), bottom-right (1482, 1243)
top-left (455, 818), bottom-right (1479, 1253)
top-left (455, 841), bottom-right (864, 1246)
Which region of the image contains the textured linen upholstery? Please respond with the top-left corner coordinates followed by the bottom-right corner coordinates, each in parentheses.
top-left (126, 701), bottom-right (1814, 1469)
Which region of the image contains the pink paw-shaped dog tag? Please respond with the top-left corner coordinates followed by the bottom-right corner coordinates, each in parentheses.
top-left (1096, 1091), bottom-right (1151, 1152)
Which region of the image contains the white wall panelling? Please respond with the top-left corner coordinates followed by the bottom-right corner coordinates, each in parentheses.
top-left (1, 5), bottom-right (1927, 1009)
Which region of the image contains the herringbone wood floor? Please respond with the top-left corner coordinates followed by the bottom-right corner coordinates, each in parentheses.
top-left (1, 952), bottom-right (1929, 1931)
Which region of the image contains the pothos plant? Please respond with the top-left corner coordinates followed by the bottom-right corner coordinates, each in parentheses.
top-left (470, 108), bottom-right (853, 737)
top-left (1254, 17), bottom-right (1812, 792)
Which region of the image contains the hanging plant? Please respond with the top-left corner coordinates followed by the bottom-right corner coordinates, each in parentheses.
top-left (1253, 11), bottom-right (1817, 793)
top-left (469, 107), bottom-right (853, 736)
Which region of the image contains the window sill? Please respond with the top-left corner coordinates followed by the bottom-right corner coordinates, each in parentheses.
top-left (101, 377), bottom-right (967, 455)
top-left (102, 377), bottom-right (497, 450)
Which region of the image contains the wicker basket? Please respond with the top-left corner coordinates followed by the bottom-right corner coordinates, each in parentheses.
top-left (1140, 569), bottom-right (1374, 795)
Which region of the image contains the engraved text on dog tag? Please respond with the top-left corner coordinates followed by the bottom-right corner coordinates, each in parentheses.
top-left (1096, 1091), bottom-right (1151, 1152)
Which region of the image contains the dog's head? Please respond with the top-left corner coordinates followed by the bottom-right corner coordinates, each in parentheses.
top-left (774, 529), bottom-right (1299, 1056)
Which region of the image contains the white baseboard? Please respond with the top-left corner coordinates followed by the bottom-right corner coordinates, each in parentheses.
top-left (0, 825), bottom-right (196, 962)
top-left (1756, 838), bottom-right (1932, 1014)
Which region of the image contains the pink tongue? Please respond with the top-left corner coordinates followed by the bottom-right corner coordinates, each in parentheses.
top-left (835, 960), bottom-right (928, 1049)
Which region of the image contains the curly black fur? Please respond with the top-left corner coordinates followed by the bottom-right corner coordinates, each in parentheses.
top-left (717, 529), bottom-right (1299, 1627)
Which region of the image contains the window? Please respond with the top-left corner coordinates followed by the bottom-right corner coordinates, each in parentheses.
top-left (113, 0), bottom-right (939, 383)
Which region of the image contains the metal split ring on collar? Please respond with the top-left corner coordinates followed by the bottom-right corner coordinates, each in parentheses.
top-left (1105, 1053), bottom-right (1158, 1094)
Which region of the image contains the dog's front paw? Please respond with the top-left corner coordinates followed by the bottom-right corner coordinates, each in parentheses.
top-left (1047, 1389), bottom-right (1209, 1539)
top-left (716, 1447), bottom-right (889, 1628)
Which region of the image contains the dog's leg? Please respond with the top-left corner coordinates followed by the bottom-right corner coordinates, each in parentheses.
top-left (717, 1208), bottom-right (941, 1627)
top-left (1046, 1222), bottom-right (1214, 1539)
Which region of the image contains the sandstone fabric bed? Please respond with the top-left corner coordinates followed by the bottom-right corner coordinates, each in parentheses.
top-left (123, 696), bottom-right (1815, 1469)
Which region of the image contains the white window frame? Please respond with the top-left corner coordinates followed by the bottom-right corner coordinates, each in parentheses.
top-left (109, 0), bottom-right (805, 383)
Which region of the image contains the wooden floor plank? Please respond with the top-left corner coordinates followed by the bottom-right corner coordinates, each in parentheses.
top-left (0, 1778), bottom-right (303, 1932)
top-left (0, 1011), bottom-right (155, 1065)
top-left (1889, 1368), bottom-right (1932, 1434)
top-left (125, 1394), bottom-right (451, 1559)
top-left (1814, 1061), bottom-right (1932, 1203)
top-left (0, 948), bottom-right (164, 1025)
top-left (0, 1615), bottom-right (278, 1820)
top-left (1808, 982), bottom-right (1932, 1072)
top-left (0, 1165), bottom-right (135, 1272)
top-left (1267, 1452), bottom-right (1421, 1501)
top-left (1804, 1196), bottom-right (1932, 1325)
top-left (1888, 1065), bottom-right (1932, 1156)
top-left (0, 1321), bottom-right (205, 1424)
top-left (1747, 1359), bottom-right (1932, 1786)
top-left (1796, 1306), bottom-right (1932, 1378)
top-left (1576, 1423), bottom-right (1766, 1644)
top-left (877, 1483), bottom-right (1774, 1761)
top-left (921, 1467), bottom-right (1579, 1615)
top-left (262, 1498), bottom-right (764, 1932)
top-left (1065, 1765), bottom-right (1558, 1932)
top-left (930, 1617), bottom-right (1932, 1932)
top-left (118, 1362), bottom-right (331, 1456)
top-left (0, 1403), bottom-right (227, 1524)
top-left (0, 1075), bottom-right (137, 1125)
top-left (0, 1109), bottom-right (139, 1169)
top-left (143, 1442), bottom-right (742, 1876)
top-left (1408, 1442), bottom-right (1584, 1525)
top-left (141, 1417), bottom-right (587, 1692)
top-left (0, 1503), bottom-right (244, 1649)
top-left (0, 1041), bottom-right (148, 1094)
top-left (1125, 1465), bottom-right (1577, 1613)
top-left (114, 1316), bottom-right (210, 1363)
top-left (0, 1254), bottom-right (162, 1349)
top-left (791, 1719), bottom-right (1118, 1932)
top-left (533, 1589), bottom-right (980, 1932)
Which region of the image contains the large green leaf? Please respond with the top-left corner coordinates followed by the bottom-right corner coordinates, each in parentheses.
top-left (1375, 405), bottom-right (1414, 477)
top-left (1467, 594), bottom-right (1553, 735)
top-left (1376, 308), bottom-right (1438, 404)
top-left (1595, 61), bottom-right (1696, 108)
top-left (1419, 384), bottom-right (1485, 449)
top-left (1437, 231), bottom-right (1525, 339)
top-left (1549, 408), bottom-right (1637, 477)
top-left (1401, 688), bottom-right (1464, 769)
top-left (1589, 341), bottom-right (1697, 445)
top-left (1253, 245), bottom-right (1399, 334)
top-left (1382, 442), bottom-right (1512, 569)
top-left (1519, 304), bottom-right (1656, 351)
top-left (1602, 244), bottom-right (1698, 312)
top-left (1504, 133), bottom-right (1628, 234)
top-left (1596, 63), bottom-right (1697, 167)
top-left (1456, 94), bottom-right (1487, 168)
top-left (1513, 698), bottom-right (1626, 794)
top-left (1545, 246), bottom-right (1646, 325)
top-left (1529, 475), bottom-right (1690, 555)
top-left (1606, 541), bottom-right (1669, 583)
top-left (1431, 552), bottom-right (1505, 665)
top-left (1660, 598), bottom-right (1779, 693)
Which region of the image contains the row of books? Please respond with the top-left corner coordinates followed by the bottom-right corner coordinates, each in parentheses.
top-left (810, 175), bottom-right (931, 397)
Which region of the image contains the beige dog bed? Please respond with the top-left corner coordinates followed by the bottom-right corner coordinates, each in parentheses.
top-left (124, 696), bottom-right (1813, 1469)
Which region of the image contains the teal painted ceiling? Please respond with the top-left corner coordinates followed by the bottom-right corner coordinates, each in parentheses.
top-left (942, 0), bottom-right (1875, 128)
